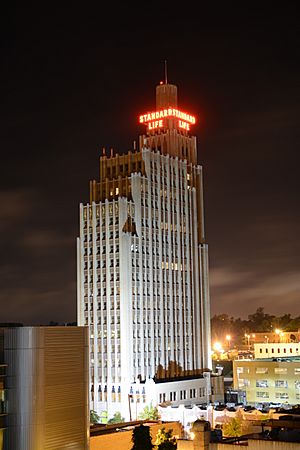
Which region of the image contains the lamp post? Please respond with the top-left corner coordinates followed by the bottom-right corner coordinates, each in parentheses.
top-left (251, 334), bottom-right (256, 350)
top-left (128, 394), bottom-right (133, 421)
top-left (225, 334), bottom-right (231, 351)
top-left (244, 333), bottom-right (250, 350)
top-left (213, 342), bottom-right (223, 360)
top-left (275, 329), bottom-right (283, 343)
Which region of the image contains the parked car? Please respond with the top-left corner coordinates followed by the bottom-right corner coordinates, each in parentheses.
top-left (214, 404), bottom-right (226, 411)
top-left (199, 404), bottom-right (207, 410)
top-left (243, 405), bottom-right (255, 412)
top-left (226, 406), bottom-right (237, 412)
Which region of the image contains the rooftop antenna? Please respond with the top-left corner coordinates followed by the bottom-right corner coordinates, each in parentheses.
top-left (164, 60), bottom-right (168, 84)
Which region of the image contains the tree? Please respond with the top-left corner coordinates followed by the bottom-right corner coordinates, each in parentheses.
top-left (138, 402), bottom-right (159, 420)
top-left (248, 307), bottom-right (274, 332)
top-left (131, 424), bottom-right (154, 450)
top-left (90, 409), bottom-right (101, 424)
top-left (223, 417), bottom-right (242, 437)
top-left (155, 427), bottom-right (177, 449)
top-left (211, 309), bottom-right (300, 347)
top-left (107, 411), bottom-right (125, 424)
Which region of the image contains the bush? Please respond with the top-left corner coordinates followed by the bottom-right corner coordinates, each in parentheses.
top-left (155, 427), bottom-right (177, 449)
top-left (90, 409), bottom-right (101, 424)
top-left (108, 411), bottom-right (125, 424)
top-left (223, 417), bottom-right (242, 437)
top-left (138, 403), bottom-right (159, 420)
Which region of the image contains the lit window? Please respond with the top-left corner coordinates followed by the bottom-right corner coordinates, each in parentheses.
top-left (238, 379), bottom-right (250, 388)
top-left (256, 380), bottom-right (268, 388)
top-left (275, 368), bottom-right (287, 374)
top-left (256, 367), bottom-right (268, 374)
top-left (256, 392), bottom-right (269, 398)
top-left (275, 392), bottom-right (289, 399)
top-left (275, 380), bottom-right (288, 388)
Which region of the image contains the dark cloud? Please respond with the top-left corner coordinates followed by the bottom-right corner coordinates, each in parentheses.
top-left (0, 4), bottom-right (299, 324)
top-left (21, 230), bottom-right (72, 252)
top-left (210, 268), bottom-right (300, 318)
top-left (0, 189), bottom-right (35, 230)
top-left (0, 282), bottom-right (76, 325)
top-left (0, 189), bottom-right (76, 324)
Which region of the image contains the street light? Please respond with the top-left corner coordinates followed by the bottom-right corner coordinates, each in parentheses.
top-left (275, 329), bottom-right (283, 342)
top-left (213, 342), bottom-right (223, 353)
top-left (225, 334), bottom-right (231, 350)
top-left (244, 333), bottom-right (250, 350)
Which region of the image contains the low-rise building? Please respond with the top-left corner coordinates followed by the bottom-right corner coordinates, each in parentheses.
top-left (233, 343), bottom-right (300, 406)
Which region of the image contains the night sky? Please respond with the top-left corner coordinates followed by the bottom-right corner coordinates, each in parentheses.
top-left (1, 5), bottom-right (299, 325)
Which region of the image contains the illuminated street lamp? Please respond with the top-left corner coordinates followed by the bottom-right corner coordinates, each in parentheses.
top-left (275, 329), bottom-right (283, 342)
top-left (244, 333), bottom-right (250, 350)
top-left (225, 334), bottom-right (231, 350)
top-left (213, 342), bottom-right (224, 359)
top-left (213, 342), bottom-right (223, 353)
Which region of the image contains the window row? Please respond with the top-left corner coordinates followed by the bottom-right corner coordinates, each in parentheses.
top-left (259, 347), bottom-right (299, 354)
top-left (238, 366), bottom-right (300, 375)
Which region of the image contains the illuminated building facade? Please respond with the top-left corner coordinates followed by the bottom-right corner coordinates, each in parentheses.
top-left (77, 82), bottom-right (214, 419)
top-left (233, 343), bottom-right (300, 406)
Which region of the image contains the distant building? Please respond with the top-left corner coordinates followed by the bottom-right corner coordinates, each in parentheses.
top-left (251, 331), bottom-right (300, 344)
top-left (77, 81), bottom-right (215, 420)
top-left (233, 343), bottom-right (300, 406)
top-left (254, 342), bottom-right (300, 359)
top-left (2, 326), bottom-right (89, 450)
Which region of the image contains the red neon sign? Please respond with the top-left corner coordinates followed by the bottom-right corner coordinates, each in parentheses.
top-left (139, 108), bottom-right (196, 131)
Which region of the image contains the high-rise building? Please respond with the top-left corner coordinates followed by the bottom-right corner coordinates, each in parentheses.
top-left (77, 81), bottom-right (215, 420)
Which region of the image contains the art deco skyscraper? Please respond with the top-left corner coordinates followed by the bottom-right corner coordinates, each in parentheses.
top-left (77, 82), bottom-right (213, 420)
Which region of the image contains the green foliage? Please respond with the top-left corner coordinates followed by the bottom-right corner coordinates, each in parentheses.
top-left (90, 409), bottom-right (101, 424)
top-left (100, 410), bottom-right (108, 424)
top-left (138, 402), bottom-right (159, 420)
top-left (223, 417), bottom-right (242, 437)
top-left (107, 411), bottom-right (125, 424)
top-left (155, 427), bottom-right (177, 449)
top-left (131, 424), bottom-right (154, 450)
